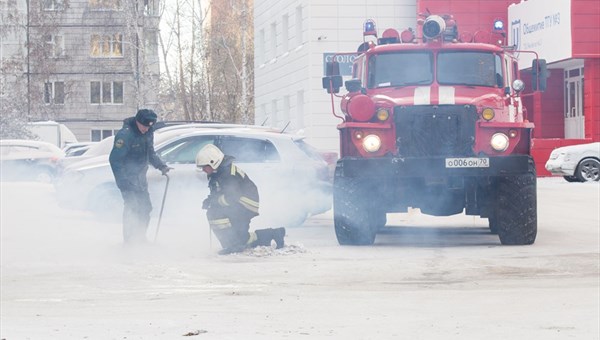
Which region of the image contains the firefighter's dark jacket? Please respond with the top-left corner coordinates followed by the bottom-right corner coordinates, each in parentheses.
top-left (109, 117), bottom-right (166, 191)
top-left (208, 156), bottom-right (260, 216)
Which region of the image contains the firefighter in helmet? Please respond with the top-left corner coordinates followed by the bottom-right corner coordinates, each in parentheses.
top-left (196, 144), bottom-right (285, 255)
top-left (109, 109), bottom-right (172, 243)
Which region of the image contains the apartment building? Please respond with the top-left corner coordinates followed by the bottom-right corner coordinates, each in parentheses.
top-left (0, 0), bottom-right (160, 141)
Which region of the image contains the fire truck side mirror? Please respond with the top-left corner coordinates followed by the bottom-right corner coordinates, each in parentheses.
top-left (325, 61), bottom-right (340, 76)
top-left (322, 61), bottom-right (342, 93)
top-left (532, 59), bottom-right (547, 92)
top-left (322, 76), bottom-right (343, 93)
top-left (345, 79), bottom-right (362, 93)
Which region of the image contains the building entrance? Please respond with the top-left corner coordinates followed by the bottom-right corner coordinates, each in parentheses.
top-left (564, 67), bottom-right (585, 139)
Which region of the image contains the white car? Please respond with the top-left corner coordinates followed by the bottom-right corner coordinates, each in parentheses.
top-left (54, 128), bottom-right (332, 227)
top-left (545, 142), bottom-right (600, 182)
top-left (0, 139), bottom-right (65, 182)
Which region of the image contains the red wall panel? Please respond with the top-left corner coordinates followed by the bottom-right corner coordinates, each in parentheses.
top-left (572, 0), bottom-right (600, 56)
top-left (584, 58), bottom-right (600, 140)
top-left (539, 71), bottom-right (565, 138)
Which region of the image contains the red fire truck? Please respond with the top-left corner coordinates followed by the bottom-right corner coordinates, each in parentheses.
top-left (322, 14), bottom-right (547, 246)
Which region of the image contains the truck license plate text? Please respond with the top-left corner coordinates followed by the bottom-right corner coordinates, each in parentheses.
top-left (445, 157), bottom-right (490, 168)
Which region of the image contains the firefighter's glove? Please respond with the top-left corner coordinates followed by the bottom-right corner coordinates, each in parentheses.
top-left (202, 198), bottom-right (211, 210)
top-left (160, 166), bottom-right (173, 176)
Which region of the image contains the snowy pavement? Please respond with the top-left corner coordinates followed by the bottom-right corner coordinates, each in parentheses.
top-left (1, 178), bottom-right (599, 339)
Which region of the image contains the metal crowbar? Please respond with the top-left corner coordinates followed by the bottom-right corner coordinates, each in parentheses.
top-left (154, 173), bottom-right (170, 242)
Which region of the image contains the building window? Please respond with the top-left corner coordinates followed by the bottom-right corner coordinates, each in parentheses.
top-left (89, 0), bottom-right (121, 10)
top-left (44, 34), bottom-right (64, 57)
top-left (296, 90), bottom-right (304, 129)
top-left (271, 99), bottom-right (278, 127)
top-left (283, 95), bottom-right (290, 126)
top-left (282, 14), bottom-right (289, 53)
top-left (91, 129), bottom-right (118, 141)
top-left (90, 81), bottom-right (123, 104)
top-left (295, 5), bottom-right (303, 46)
top-left (145, 31), bottom-right (158, 56)
top-left (258, 29), bottom-right (265, 64)
top-left (91, 34), bottom-right (123, 57)
top-left (270, 22), bottom-right (277, 59)
top-left (142, 0), bottom-right (157, 16)
top-left (44, 81), bottom-right (65, 104)
top-left (43, 0), bottom-right (64, 10)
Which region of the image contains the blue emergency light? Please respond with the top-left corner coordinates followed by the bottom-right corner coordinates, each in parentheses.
top-left (363, 19), bottom-right (377, 37)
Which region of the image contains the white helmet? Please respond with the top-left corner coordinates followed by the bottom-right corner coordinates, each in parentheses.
top-left (196, 144), bottom-right (224, 170)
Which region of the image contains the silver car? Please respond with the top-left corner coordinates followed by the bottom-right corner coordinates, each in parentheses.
top-left (1, 139), bottom-right (65, 182)
top-left (54, 128), bottom-right (332, 227)
top-left (545, 142), bottom-right (600, 182)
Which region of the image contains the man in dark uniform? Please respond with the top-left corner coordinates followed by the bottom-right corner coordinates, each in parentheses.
top-left (196, 144), bottom-right (285, 255)
top-left (109, 109), bottom-right (172, 243)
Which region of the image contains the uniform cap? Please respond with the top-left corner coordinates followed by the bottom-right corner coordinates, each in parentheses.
top-left (135, 109), bottom-right (158, 127)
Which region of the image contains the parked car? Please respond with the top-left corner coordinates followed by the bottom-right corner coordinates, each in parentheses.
top-left (545, 142), bottom-right (600, 182)
top-left (59, 138), bottom-right (114, 169)
top-left (63, 142), bottom-right (98, 157)
top-left (54, 128), bottom-right (332, 227)
top-left (0, 139), bottom-right (65, 182)
top-left (58, 125), bottom-right (220, 171)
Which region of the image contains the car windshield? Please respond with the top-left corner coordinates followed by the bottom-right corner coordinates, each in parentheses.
top-left (437, 51), bottom-right (502, 87)
top-left (367, 52), bottom-right (433, 88)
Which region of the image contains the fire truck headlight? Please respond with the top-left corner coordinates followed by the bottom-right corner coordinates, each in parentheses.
top-left (490, 133), bottom-right (509, 152)
top-left (512, 79), bottom-right (525, 93)
top-left (362, 134), bottom-right (381, 153)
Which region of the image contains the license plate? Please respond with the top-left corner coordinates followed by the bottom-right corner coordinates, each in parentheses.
top-left (445, 157), bottom-right (489, 168)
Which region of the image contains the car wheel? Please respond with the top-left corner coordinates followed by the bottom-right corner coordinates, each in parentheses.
top-left (575, 158), bottom-right (600, 182)
top-left (563, 175), bottom-right (580, 182)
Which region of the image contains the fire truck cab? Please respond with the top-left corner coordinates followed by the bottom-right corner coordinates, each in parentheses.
top-left (322, 14), bottom-right (547, 246)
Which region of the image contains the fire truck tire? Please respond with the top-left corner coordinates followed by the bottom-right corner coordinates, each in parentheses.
top-left (333, 173), bottom-right (377, 245)
top-left (488, 213), bottom-right (499, 234)
top-left (495, 158), bottom-right (537, 245)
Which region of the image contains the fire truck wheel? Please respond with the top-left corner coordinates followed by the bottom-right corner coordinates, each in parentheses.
top-left (495, 158), bottom-right (537, 245)
top-left (333, 173), bottom-right (377, 245)
top-left (488, 213), bottom-right (499, 234)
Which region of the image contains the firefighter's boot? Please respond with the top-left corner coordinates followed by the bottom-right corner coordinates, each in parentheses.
top-left (273, 227), bottom-right (286, 249)
top-left (254, 229), bottom-right (275, 247)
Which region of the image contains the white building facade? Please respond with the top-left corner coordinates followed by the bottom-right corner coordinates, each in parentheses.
top-left (254, 0), bottom-right (417, 152)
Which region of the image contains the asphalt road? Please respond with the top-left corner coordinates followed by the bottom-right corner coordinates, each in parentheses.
top-left (1, 178), bottom-right (598, 339)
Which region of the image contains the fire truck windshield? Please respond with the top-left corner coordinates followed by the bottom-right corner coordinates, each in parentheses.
top-left (367, 52), bottom-right (433, 88)
top-left (367, 51), bottom-right (503, 89)
top-left (438, 51), bottom-right (502, 88)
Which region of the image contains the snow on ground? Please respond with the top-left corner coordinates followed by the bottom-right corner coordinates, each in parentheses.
top-left (1, 178), bottom-right (599, 340)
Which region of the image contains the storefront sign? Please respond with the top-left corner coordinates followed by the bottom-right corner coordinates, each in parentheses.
top-left (508, 0), bottom-right (571, 69)
top-left (323, 53), bottom-right (358, 76)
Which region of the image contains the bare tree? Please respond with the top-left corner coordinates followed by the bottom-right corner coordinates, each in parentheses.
top-left (157, 0), bottom-right (253, 124)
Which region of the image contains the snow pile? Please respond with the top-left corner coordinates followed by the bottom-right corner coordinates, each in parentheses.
top-left (229, 243), bottom-right (307, 257)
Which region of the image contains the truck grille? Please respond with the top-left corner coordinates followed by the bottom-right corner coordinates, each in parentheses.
top-left (394, 105), bottom-right (477, 157)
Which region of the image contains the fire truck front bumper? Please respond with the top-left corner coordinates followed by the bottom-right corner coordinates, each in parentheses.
top-left (338, 155), bottom-right (531, 178)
